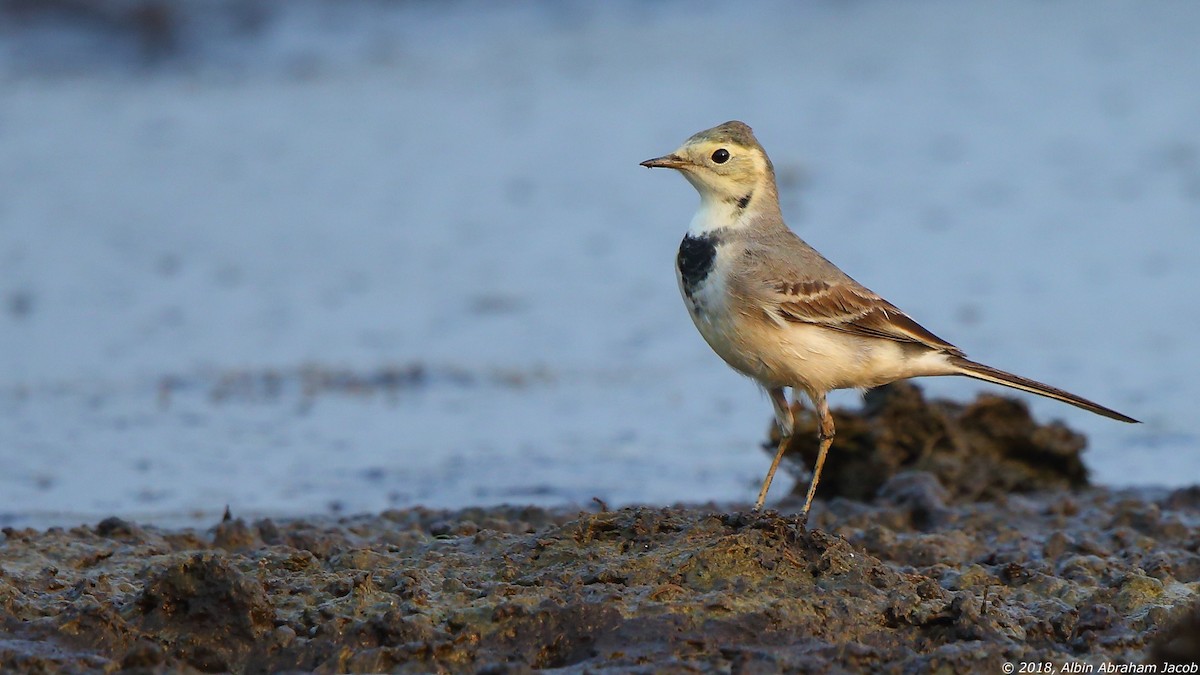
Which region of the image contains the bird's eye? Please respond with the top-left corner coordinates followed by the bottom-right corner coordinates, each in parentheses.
top-left (711, 148), bottom-right (730, 164)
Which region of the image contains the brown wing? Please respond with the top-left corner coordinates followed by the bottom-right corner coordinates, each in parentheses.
top-left (769, 278), bottom-right (964, 356)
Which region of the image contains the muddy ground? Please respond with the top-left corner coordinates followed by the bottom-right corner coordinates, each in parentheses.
top-left (1, 384), bottom-right (1198, 673)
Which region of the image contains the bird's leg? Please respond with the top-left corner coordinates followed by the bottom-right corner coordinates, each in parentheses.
top-left (754, 387), bottom-right (793, 511)
top-left (800, 393), bottom-right (835, 519)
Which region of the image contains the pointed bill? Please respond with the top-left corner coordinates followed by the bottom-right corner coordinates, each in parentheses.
top-left (640, 154), bottom-right (688, 169)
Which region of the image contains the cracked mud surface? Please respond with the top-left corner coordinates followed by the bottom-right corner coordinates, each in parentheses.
top-left (2, 386), bottom-right (1198, 673)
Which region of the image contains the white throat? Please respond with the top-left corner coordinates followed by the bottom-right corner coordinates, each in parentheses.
top-left (680, 164), bottom-right (775, 237)
top-left (687, 194), bottom-right (750, 237)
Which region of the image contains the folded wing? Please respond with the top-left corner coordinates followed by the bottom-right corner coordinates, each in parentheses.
top-left (766, 278), bottom-right (965, 356)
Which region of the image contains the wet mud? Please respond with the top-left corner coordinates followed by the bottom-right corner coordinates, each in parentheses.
top-left (772, 382), bottom-right (1090, 505)
top-left (2, 385), bottom-right (1198, 673)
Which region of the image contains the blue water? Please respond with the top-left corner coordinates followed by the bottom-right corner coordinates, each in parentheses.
top-left (1, 0), bottom-right (1195, 527)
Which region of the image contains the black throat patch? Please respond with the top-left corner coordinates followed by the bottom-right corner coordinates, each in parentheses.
top-left (677, 234), bottom-right (718, 300)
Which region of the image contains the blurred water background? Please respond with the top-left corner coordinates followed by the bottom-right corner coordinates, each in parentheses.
top-left (1, 0), bottom-right (1196, 527)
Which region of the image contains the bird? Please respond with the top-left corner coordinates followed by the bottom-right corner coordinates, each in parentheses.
top-left (640, 120), bottom-right (1138, 518)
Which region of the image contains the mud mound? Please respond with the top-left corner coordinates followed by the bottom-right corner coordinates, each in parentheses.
top-left (772, 382), bottom-right (1090, 504)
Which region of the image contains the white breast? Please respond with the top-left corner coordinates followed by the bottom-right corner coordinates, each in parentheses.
top-left (677, 243), bottom-right (761, 375)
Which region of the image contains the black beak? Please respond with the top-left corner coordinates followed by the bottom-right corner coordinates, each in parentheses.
top-left (640, 154), bottom-right (688, 169)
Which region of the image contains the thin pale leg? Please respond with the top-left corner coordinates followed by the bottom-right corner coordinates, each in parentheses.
top-left (754, 387), bottom-right (793, 511)
top-left (800, 392), bottom-right (835, 518)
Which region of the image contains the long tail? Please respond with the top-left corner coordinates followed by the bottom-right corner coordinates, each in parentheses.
top-left (948, 356), bottom-right (1139, 423)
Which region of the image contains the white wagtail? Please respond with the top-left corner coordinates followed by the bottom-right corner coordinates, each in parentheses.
top-left (641, 121), bottom-right (1138, 517)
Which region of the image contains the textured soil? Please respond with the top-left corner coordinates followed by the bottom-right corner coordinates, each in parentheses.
top-left (2, 385), bottom-right (1198, 673)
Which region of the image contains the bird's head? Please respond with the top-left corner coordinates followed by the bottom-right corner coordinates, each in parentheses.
top-left (641, 120), bottom-right (777, 209)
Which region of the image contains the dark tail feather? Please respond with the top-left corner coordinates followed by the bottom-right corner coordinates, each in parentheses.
top-left (949, 357), bottom-right (1139, 424)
